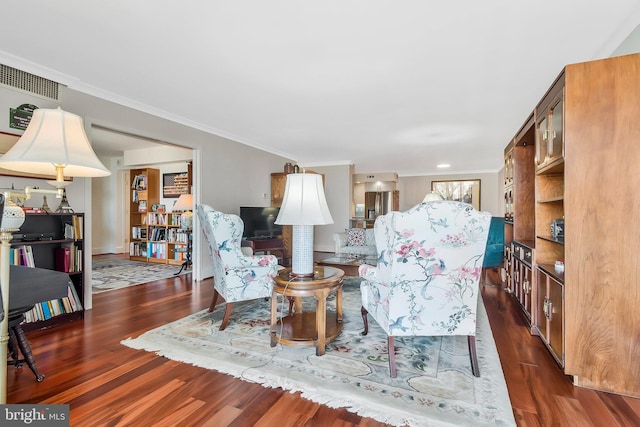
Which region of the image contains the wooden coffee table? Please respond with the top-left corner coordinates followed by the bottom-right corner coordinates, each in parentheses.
top-left (270, 266), bottom-right (344, 356)
top-left (316, 254), bottom-right (377, 276)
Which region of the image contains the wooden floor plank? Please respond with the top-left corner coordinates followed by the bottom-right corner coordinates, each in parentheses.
top-left (6, 255), bottom-right (639, 426)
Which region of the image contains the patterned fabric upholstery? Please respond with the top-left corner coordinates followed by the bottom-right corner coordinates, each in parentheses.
top-left (197, 204), bottom-right (278, 303)
top-left (359, 201), bottom-right (491, 338)
top-left (333, 228), bottom-right (377, 256)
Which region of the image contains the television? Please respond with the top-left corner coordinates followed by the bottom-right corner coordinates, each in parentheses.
top-left (239, 207), bottom-right (282, 240)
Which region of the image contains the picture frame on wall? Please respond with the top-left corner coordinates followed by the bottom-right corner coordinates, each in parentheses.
top-left (431, 179), bottom-right (481, 210)
top-left (162, 172), bottom-right (189, 198)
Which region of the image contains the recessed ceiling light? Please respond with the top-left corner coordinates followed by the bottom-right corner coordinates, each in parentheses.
top-left (437, 163), bottom-right (451, 168)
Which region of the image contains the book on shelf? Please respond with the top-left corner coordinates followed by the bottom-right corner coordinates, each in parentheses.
top-left (22, 207), bottom-right (44, 214)
top-left (139, 200), bottom-right (147, 213)
top-left (11, 245), bottom-right (35, 267)
top-left (55, 246), bottom-right (71, 272)
top-left (24, 282), bottom-right (83, 323)
top-left (132, 174), bottom-right (148, 190)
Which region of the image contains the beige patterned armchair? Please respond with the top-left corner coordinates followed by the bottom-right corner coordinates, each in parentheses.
top-left (359, 200), bottom-right (491, 377)
top-left (197, 204), bottom-right (279, 330)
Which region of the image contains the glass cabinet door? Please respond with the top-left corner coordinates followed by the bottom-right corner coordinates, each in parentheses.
top-left (536, 115), bottom-right (548, 167)
top-left (549, 98), bottom-right (564, 161)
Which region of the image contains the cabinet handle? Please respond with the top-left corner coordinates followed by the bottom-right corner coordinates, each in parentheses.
top-left (543, 129), bottom-right (548, 141)
top-left (523, 280), bottom-right (530, 294)
top-left (543, 298), bottom-right (554, 321)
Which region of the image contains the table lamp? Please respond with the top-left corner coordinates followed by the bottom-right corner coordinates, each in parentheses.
top-left (423, 191), bottom-right (444, 202)
top-left (0, 107), bottom-right (111, 403)
top-left (173, 193), bottom-right (193, 229)
top-left (275, 173), bottom-right (333, 277)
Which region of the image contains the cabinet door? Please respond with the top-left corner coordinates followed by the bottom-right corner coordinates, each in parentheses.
top-left (535, 115), bottom-right (548, 168)
top-left (549, 97), bottom-right (564, 161)
top-left (520, 264), bottom-right (533, 318)
top-left (547, 276), bottom-right (564, 362)
top-left (271, 173), bottom-right (287, 206)
top-left (536, 269), bottom-right (548, 338)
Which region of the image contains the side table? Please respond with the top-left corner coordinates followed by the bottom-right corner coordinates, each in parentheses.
top-left (270, 266), bottom-right (344, 356)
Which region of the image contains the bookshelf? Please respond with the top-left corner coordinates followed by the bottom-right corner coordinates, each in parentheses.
top-left (129, 168), bottom-right (160, 263)
top-left (130, 211), bottom-right (190, 265)
top-left (10, 213), bottom-right (85, 330)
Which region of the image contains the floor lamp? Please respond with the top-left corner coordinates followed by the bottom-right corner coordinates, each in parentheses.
top-left (0, 108), bottom-right (111, 403)
top-left (275, 173), bottom-right (333, 277)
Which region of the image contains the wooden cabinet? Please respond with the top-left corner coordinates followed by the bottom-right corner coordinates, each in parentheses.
top-left (536, 266), bottom-right (564, 365)
top-left (271, 172), bottom-right (291, 265)
top-left (504, 53), bottom-right (640, 398)
top-left (12, 213), bottom-right (85, 330)
top-left (512, 243), bottom-right (533, 321)
top-left (503, 114), bottom-right (536, 327)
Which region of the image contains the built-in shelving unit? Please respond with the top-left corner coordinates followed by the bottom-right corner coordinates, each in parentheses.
top-left (503, 53), bottom-right (640, 398)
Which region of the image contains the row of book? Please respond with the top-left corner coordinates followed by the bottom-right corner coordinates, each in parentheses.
top-left (11, 244), bottom-right (82, 273)
top-left (131, 226), bottom-right (147, 239)
top-left (130, 227), bottom-right (190, 243)
top-left (63, 215), bottom-right (84, 240)
top-left (55, 243), bottom-right (83, 273)
top-left (148, 227), bottom-right (167, 242)
top-left (24, 283), bottom-right (83, 323)
top-left (10, 245), bottom-right (35, 267)
top-left (131, 174), bottom-right (148, 190)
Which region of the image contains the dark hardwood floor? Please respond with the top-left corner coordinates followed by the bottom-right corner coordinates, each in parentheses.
top-left (7, 254), bottom-right (640, 426)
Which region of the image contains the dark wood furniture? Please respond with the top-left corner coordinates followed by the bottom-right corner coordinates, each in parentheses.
top-left (270, 266), bottom-right (344, 356)
top-left (241, 238), bottom-right (285, 265)
top-left (503, 52), bottom-right (640, 398)
top-left (11, 213), bottom-right (84, 330)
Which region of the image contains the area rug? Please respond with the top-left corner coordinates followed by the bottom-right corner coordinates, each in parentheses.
top-left (122, 278), bottom-right (515, 426)
top-left (92, 259), bottom-right (187, 294)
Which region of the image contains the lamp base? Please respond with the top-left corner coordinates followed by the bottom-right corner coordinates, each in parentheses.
top-left (291, 224), bottom-right (314, 277)
top-left (289, 271), bottom-right (314, 278)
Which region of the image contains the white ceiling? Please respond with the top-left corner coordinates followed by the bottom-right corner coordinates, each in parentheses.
top-left (1, 1), bottom-right (639, 176)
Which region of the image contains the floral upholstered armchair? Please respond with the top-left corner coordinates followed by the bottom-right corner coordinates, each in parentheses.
top-left (197, 204), bottom-right (279, 330)
top-left (358, 200), bottom-right (491, 377)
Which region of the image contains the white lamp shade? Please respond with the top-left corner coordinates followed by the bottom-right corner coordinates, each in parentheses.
top-left (275, 173), bottom-right (333, 225)
top-left (0, 108), bottom-right (111, 178)
top-left (173, 194), bottom-right (193, 211)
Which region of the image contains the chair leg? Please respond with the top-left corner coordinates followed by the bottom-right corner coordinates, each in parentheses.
top-left (361, 306), bottom-right (369, 335)
top-left (468, 335), bottom-right (480, 377)
top-left (388, 336), bottom-right (397, 378)
top-left (219, 303), bottom-right (233, 331)
top-left (208, 289), bottom-right (220, 312)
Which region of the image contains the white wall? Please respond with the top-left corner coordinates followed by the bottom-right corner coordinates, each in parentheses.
top-left (302, 164), bottom-right (353, 252)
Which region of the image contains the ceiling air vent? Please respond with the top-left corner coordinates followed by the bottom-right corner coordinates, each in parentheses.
top-left (0, 64), bottom-right (59, 100)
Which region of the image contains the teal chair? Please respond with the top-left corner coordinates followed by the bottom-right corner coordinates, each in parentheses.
top-left (482, 217), bottom-right (504, 284)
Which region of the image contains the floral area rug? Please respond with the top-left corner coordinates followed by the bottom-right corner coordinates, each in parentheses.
top-left (122, 277), bottom-right (515, 426)
top-left (92, 259), bottom-right (187, 294)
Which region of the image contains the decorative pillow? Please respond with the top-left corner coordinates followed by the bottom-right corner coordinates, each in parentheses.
top-left (346, 228), bottom-right (366, 246)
